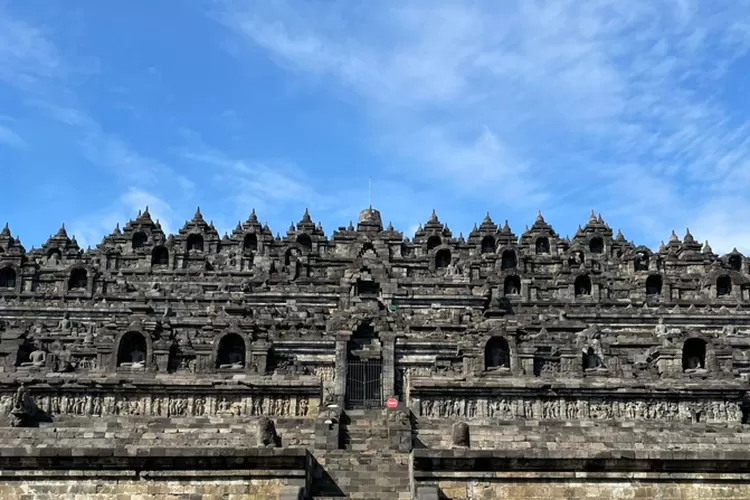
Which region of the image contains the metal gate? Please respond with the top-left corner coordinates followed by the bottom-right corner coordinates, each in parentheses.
top-left (346, 359), bottom-right (383, 409)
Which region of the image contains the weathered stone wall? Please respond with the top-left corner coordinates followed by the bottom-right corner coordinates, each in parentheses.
top-left (0, 477), bottom-right (287, 500)
top-left (429, 478), bottom-right (750, 500)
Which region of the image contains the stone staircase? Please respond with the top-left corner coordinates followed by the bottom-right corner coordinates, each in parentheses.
top-left (311, 409), bottom-right (412, 499)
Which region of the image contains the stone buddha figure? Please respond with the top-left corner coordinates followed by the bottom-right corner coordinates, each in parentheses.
top-left (218, 349), bottom-right (244, 369)
top-left (129, 347), bottom-right (145, 368)
top-left (57, 312), bottom-right (72, 333)
top-left (120, 346), bottom-right (146, 368)
top-left (20, 342), bottom-right (46, 368)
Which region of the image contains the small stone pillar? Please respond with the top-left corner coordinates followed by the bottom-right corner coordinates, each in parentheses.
top-left (381, 332), bottom-right (396, 398)
top-left (256, 416), bottom-right (279, 447)
top-left (386, 404), bottom-right (412, 452)
top-left (451, 421), bottom-right (470, 448)
top-left (333, 332), bottom-right (350, 406)
top-left (314, 403), bottom-right (342, 450)
top-left (250, 340), bottom-right (271, 374)
top-left (152, 339), bottom-right (171, 372)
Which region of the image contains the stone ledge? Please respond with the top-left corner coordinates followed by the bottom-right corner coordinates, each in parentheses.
top-left (411, 448), bottom-right (750, 474)
top-left (413, 470), bottom-right (750, 481)
top-left (0, 446), bottom-right (310, 472)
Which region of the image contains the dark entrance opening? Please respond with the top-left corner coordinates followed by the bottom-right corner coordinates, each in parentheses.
top-left (345, 359), bottom-right (383, 409)
top-left (345, 321), bottom-right (382, 409)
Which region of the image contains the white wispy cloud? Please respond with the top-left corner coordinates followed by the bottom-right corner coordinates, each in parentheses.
top-left (217, 0), bottom-right (750, 252)
top-left (0, 7), bottom-right (196, 247)
top-left (70, 188), bottom-right (175, 249)
top-left (0, 121), bottom-right (25, 148)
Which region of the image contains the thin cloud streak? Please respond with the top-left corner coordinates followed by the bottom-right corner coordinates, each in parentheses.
top-left (217, 0), bottom-right (750, 252)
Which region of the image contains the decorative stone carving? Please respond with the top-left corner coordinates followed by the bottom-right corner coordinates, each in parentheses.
top-left (451, 421), bottom-right (470, 448)
top-left (257, 416), bottom-right (279, 447)
top-left (418, 396), bottom-right (743, 423)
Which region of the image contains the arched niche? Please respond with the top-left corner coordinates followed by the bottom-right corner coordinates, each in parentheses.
top-left (356, 278), bottom-right (380, 296)
top-left (568, 250), bottom-right (584, 266)
top-left (634, 251), bottom-right (649, 271)
top-left (47, 248), bottom-right (62, 264)
top-left (682, 338), bottom-right (707, 372)
top-left (646, 274), bottom-right (662, 296)
top-left (480, 235), bottom-right (495, 254)
top-left (589, 236), bottom-right (604, 254)
top-left (717, 275), bottom-right (732, 296)
top-left (0, 266), bottom-right (16, 289)
top-left (500, 249), bottom-right (517, 269)
top-left (68, 268), bottom-right (88, 290)
top-left (132, 231), bottom-right (147, 250)
top-left (151, 246), bottom-right (169, 267)
top-left (504, 275), bottom-right (521, 296)
top-left (186, 234), bottom-right (204, 252)
top-left (574, 275), bottom-right (591, 296)
top-left (284, 246), bottom-right (302, 266)
top-left (296, 233), bottom-right (312, 252)
top-left (728, 254), bottom-right (743, 272)
top-left (116, 331), bottom-right (149, 369)
top-left (426, 235), bottom-right (442, 251)
top-left (435, 248), bottom-right (451, 269)
top-left (484, 337), bottom-right (510, 371)
top-left (535, 236), bottom-right (550, 255)
top-left (215, 332), bottom-right (246, 369)
top-left (244, 233), bottom-right (258, 252)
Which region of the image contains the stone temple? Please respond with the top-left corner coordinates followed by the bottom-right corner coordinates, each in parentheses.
top-left (1, 206), bottom-right (750, 499)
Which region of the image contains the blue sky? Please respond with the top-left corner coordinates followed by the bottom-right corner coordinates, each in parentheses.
top-left (2, 1), bottom-right (750, 253)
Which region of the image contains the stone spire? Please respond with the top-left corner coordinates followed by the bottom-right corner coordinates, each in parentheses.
top-left (193, 207), bottom-right (203, 222)
top-left (1, 223), bottom-right (10, 237)
top-left (248, 209), bottom-right (259, 224)
top-left (55, 223), bottom-right (68, 239)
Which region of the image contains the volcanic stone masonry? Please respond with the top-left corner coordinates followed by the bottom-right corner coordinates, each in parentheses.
top-left (1, 206), bottom-right (750, 499)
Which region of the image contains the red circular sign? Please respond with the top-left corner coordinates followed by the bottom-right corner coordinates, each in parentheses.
top-left (386, 397), bottom-right (398, 409)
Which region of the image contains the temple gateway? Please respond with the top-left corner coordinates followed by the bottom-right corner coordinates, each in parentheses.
top-left (1, 206), bottom-right (750, 499)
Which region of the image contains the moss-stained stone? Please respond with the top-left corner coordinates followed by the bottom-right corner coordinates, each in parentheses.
top-left (433, 480), bottom-right (750, 500)
top-left (0, 479), bottom-right (284, 500)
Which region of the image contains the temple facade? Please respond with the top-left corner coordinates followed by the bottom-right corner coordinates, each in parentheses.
top-left (1, 206), bottom-right (750, 499)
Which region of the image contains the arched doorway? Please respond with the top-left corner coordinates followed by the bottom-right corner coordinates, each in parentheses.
top-left (345, 322), bottom-right (382, 409)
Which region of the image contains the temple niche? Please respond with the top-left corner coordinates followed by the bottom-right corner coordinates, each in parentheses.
top-left (427, 235), bottom-right (442, 251)
top-left (435, 248), bottom-right (451, 269)
top-left (186, 234), bottom-right (204, 252)
top-left (504, 275), bottom-right (521, 296)
top-left (683, 338), bottom-right (707, 372)
top-left (500, 250), bottom-right (517, 269)
top-left (717, 275), bottom-right (732, 296)
top-left (68, 268), bottom-right (87, 290)
top-left (589, 236), bottom-right (604, 254)
top-left (646, 275), bottom-right (662, 296)
top-left (243, 233), bottom-right (257, 252)
top-left (216, 333), bottom-right (245, 369)
top-left (0, 267), bottom-right (15, 288)
top-left (117, 332), bottom-right (147, 368)
top-left (132, 231), bottom-right (147, 250)
top-left (634, 251), bottom-right (649, 271)
top-left (481, 235), bottom-right (495, 254)
top-left (151, 246), bottom-right (169, 266)
top-left (485, 337), bottom-right (510, 371)
top-left (574, 275), bottom-right (591, 296)
top-left (535, 236), bottom-right (550, 254)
